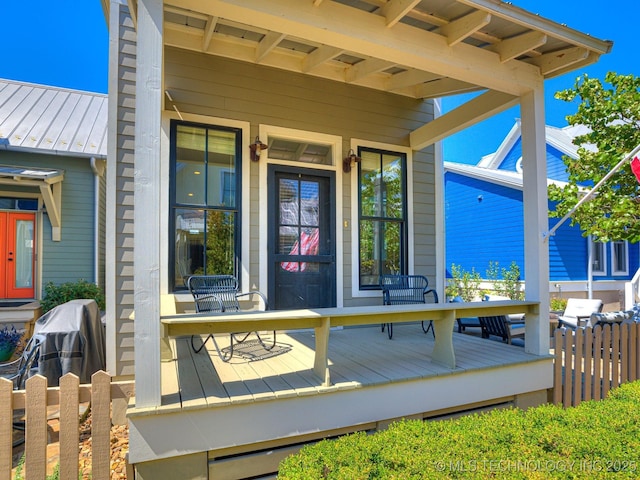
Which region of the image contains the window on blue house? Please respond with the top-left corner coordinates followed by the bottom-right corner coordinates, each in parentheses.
top-left (591, 240), bottom-right (606, 275)
top-left (612, 241), bottom-right (628, 276)
top-left (170, 121), bottom-right (241, 289)
top-left (357, 147), bottom-right (407, 288)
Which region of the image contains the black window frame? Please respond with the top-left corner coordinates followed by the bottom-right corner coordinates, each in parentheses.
top-left (357, 146), bottom-right (408, 290)
top-left (169, 119), bottom-right (242, 292)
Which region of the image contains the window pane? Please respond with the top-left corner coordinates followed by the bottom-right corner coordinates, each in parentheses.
top-left (613, 241), bottom-right (627, 273)
top-left (360, 151), bottom-right (382, 217)
top-left (592, 241), bottom-right (605, 273)
top-left (382, 153), bottom-right (404, 219)
top-left (207, 129), bottom-right (237, 207)
top-left (359, 219), bottom-right (379, 286)
top-left (301, 181), bottom-right (319, 227)
top-left (205, 210), bottom-right (236, 275)
top-left (359, 220), bottom-right (401, 287)
top-left (15, 220), bottom-right (34, 288)
top-left (175, 125), bottom-right (206, 205)
top-left (174, 209), bottom-right (205, 287)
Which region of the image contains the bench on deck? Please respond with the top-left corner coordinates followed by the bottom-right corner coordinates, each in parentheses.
top-left (161, 300), bottom-right (539, 387)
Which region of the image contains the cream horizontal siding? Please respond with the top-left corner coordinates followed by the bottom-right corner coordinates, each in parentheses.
top-left (164, 48), bottom-right (436, 306)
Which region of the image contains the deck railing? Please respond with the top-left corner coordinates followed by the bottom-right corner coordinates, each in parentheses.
top-left (3, 323), bottom-right (640, 477)
top-left (553, 322), bottom-right (640, 407)
top-left (0, 371), bottom-right (134, 480)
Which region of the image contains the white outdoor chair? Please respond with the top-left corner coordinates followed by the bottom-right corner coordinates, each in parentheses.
top-left (557, 298), bottom-right (604, 329)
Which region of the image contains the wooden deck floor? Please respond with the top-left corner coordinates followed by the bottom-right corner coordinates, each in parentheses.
top-left (161, 325), bottom-right (542, 412)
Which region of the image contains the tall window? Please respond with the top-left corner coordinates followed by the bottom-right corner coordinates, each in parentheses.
top-left (612, 241), bottom-right (628, 275)
top-left (358, 147), bottom-right (407, 288)
top-left (171, 121), bottom-right (241, 289)
top-left (591, 240), bottom-right (606, 275)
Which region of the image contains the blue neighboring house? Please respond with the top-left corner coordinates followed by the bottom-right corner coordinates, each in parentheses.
top-left (444, 120), bottom-right (639, 306)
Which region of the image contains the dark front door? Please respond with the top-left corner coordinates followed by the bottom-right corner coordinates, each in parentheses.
top-left (268, 166), bottom-right (336, 310)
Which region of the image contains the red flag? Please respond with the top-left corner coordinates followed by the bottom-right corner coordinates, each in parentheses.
top-left (631, 156), bottom-right (640, 184)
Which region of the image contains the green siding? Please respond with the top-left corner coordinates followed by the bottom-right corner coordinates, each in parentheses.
top-left (0, 150), bottom-right (100, 291)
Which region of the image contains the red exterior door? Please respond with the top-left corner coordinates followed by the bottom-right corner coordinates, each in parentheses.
top-left (0, 212), bottom-right (36, 299)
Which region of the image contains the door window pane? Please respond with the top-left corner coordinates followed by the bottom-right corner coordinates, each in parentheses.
top-left (15, 219), bottom-right (33, 288)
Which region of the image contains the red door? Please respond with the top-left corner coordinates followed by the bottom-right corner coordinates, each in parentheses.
top-left (0, 212), bottom-right (35, 299)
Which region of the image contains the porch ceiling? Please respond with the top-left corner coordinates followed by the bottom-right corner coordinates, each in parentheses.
top-left (126, 0), bottom-right (611, 101)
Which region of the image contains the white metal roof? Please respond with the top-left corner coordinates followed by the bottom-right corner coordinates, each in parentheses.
top-left (0, 79), bottom-right (108, 158)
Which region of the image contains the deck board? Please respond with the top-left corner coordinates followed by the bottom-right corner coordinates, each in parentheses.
top-left (162, 326), bottom-right (543, 411)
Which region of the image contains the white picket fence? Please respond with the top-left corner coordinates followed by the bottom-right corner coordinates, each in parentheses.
top-left (0, 371), bottom-right (134, 480)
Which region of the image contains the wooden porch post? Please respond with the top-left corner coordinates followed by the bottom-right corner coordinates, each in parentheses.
top-left (520, 85), bottom-right (550, 356)
top-left (134, 0), bottom-right (163, 407)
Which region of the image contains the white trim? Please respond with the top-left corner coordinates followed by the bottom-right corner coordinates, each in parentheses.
top-left (350, 139), bottom-right (413, 299)
top-left (611, 240), bottom-right (629, 276)
top-left (258, 124), bottom-right (343, 307)
top-left (161, 111), bottom-right (251, 294)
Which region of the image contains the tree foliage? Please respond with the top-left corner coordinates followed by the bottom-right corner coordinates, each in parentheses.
top-left (548, 72), bottom-right (640, 242)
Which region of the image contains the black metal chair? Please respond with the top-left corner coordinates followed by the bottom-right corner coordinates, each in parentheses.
top-left (379, 274), bottom-right (439, 339)
top-left (187, 275), bottom-right (275, 361)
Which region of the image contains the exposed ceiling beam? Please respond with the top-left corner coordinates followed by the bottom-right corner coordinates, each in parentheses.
top-left (256, 31), bottom-right (286, 63)
top-left (439, 10), bottom-right (491, 46)
top-left (174, 0), bottom-right (543, 95)
top-left (387, 70), bottom-right (440, 91)
top-left (303, 45), bottom-right (344, 72)
top-left (542, 51), bottom-right (601, 79)
top-left (203, 16), bottom-right (218, 51)
top-left (414, 78), bottom-right (479, 99)
top-left (382, 0), bottom-right (422, 28)
top-left (410, 90), bottom-right (518, 149)
top-left (525, 46), bottom-right (588, 75)
top-left (491, 31), bottom-right (547, 63)
top-left (345, 58), bottom-right (395, 83)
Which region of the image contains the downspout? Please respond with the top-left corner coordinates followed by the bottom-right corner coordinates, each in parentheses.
top-left (587, 235), bottom-right (593, 299)
top-left (90, 157), bottom-right (106, 286)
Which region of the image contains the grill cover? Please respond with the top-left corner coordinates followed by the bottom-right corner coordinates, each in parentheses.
top-left (32, 299), bottom-right (106, 386)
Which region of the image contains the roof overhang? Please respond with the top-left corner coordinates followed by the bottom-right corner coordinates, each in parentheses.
top-left (0, 165), bottom-right (64, 241)
top-left (119, 0), bottom-right (612, 149)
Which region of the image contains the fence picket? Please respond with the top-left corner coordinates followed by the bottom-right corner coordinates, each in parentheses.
top-left (553, 334), bottom-right (563, 405)
top-left (584, 328), bottom-right (593, 402)
top-left (25, 375), bottom-right (47, 480)
top-left (574, 328), bottom-right (583, 407)
top-left (0, 379), bottom-right (12, 480)
top-left (91, 371), bottom-right (112, 480)
top-left (59, 374), bottom-right (80, 480)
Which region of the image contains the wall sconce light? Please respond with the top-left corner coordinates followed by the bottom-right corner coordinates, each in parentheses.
top-left (249, 136), bottom-right (268, 162)
top-left (343, 149), bottom-right (362, 173)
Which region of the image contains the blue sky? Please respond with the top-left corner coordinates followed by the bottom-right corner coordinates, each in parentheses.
top-left (0, 1), bottom-right (636, 165)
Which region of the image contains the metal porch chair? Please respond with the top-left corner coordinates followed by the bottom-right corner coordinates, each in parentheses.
top-left (379, 274), bottom-right (439, 339)
top-left (187, 275), bottom-right (276, 361)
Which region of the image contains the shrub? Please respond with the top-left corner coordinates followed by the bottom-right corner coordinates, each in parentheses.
top-left (486, 261), bottom-right (524, 300)
top-left (40, 280), bottom-right (105, 314)
top-left (550, 297), bottom-right (568, 312)
top-left (445, 264), bottom-right (482, 302)
top-left (279, 381), bottom-right (640, 479)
